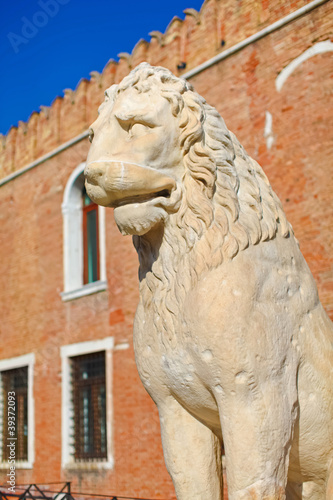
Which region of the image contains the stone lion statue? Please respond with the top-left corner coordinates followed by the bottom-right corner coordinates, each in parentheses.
top-left (85, 63), bottom-right (333, 500)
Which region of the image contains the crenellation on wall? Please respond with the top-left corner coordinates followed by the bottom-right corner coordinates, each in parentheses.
top-left (35, 95), bottom-right (61, 157)
top-left (183, 8), bottom-right (201, 24)
top-left (59, 79), bottom-right (89, 143)
top-left (155, 16), bottom-right (183, 71)
top-left (2, 126), bottom-right (17, 176)
top-left (149, 30), bottom-right (165, 47)
top-left (200, 0), bottom-right (220, 49)
top-left (86, 71), bottom-right (105, 126)
top-left (146, 35), bottom-right (164, 68)
top-left (184, 0), bottom-right (220, 68)
top-left (131, 39), bottom-right (150, 68)
top-left (0, 135), bottom-right (6, 178)
top-left (15, 121), bottom-right (29, 171)
top-left (115, 53), bottom-right (131, 82)
top-left (101, 58), bottom-right (118, 88)
top-left (74, 77), bottom-right (89, 128)
top-left (164, 15), bottom-right (184, 43)
top-left (15, 112), bottom-right (38, 169)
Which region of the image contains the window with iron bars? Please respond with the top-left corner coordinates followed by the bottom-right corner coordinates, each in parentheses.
top-left (70, 351), bottom-right (107, 460)
top-left (1, 366), bottom-right (28, 461)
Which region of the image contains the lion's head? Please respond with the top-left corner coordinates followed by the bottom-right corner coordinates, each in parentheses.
top-left (85, 62), bottom-right (292, 342)
top-left (85, 64), bottom-right (186, 236)
top-left (85, 62), bottom-right (290, 257)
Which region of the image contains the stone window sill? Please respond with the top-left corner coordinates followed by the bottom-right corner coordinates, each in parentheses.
top-left (0, 461), bottom-right (33, 470)
top-left (61, 280), bottom-right (107, 302)
top-left (63, 459), bottom-right (113, 471)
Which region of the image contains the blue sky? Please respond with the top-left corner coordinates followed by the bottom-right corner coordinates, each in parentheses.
top-left (1, 0), bottom-right (203, 135)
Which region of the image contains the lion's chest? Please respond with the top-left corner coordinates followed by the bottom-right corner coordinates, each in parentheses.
top-left (133, 303), bottom-right (220, 422)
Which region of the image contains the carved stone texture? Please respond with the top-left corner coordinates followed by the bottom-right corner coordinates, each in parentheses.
top-left (85, 63), bottom-right (333, 500)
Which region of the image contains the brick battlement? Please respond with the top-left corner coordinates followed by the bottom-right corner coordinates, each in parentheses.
top-left (0, 0), bottom-right (315, 180)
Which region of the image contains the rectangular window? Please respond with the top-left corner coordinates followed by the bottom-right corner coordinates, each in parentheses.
top-left (72, 351), bottom-right (106, 460)
top-left (0, 354), bottom-right (34, 468)
top-left (1, 367), bottom-right (28, 461)
top-left (61, 338), bottom-right (113, 469)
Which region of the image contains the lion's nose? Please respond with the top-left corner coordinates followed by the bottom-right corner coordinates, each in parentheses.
top-left (84, 162), bottom-right (104, 183)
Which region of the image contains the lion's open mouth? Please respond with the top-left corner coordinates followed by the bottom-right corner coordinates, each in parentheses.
top-left (112, 188), bottom-right (171, 208)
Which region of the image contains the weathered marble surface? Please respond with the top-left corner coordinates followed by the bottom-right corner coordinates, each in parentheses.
top-left (85, 63), bottom-right (333, 500)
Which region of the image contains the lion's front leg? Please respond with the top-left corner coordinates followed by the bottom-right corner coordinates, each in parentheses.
top-left (158, 396), bottom-right (223, 500)
top-left (217, 373), bottom-right (297, 500)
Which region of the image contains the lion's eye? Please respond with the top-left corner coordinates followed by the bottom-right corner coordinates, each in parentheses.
top-left (88, 128), bottom-right (94, 143)
top-left (130, 122), bottom-right (149, 137)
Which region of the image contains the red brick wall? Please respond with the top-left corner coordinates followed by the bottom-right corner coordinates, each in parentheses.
top-left (0, 0), bottom-right (332, 498)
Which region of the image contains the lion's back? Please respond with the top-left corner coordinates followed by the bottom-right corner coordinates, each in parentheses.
top-left (183, 233), bottom-right (331, 377)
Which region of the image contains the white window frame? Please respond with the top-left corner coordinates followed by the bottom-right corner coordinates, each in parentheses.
top-left (0, 353), bottom-right (35, 469)
top-left (60, 337), bottom-right (114, 470)
top-left (61, 162), bottom-right (107, 301)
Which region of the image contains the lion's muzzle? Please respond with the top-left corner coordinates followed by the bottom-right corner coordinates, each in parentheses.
top-left (84, 160), bottom-right (176, 208)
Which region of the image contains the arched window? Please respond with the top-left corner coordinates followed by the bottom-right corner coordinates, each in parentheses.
top-left (61, 163), bottom-right (107, 301)
top-left (82, 185), bottom-right (100, 285)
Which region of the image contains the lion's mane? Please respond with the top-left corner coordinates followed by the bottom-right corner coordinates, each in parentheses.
top-left (105, 63), bottom-right (292, 345)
